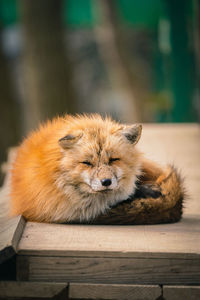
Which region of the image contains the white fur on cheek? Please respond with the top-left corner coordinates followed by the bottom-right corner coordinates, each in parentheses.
top-left (81, 170), bottom-right (91, 186)
top-left (110, 176), bottom-right (118, 189)
top-left (115, 167), bottom-right (123, 179)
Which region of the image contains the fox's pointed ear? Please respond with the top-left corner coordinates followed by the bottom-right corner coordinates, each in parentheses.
top-left (122, 124), bottom-right (142, 145)
top-left (58, 133), bottom-right (82, 149)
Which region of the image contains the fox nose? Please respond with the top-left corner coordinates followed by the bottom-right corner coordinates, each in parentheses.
top-left (101, 178), bottom-right (112, 187)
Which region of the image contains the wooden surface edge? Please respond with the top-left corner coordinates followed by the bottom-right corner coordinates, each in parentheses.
top-left (163, 285), bottom-right (200, 300)
top-left (11, 216), bottom-right (26, 252)
top-left (16, 255), bottom-right (200, 285)
top-left (16, 249), bottom-right (200, 259)
top-left (17, 214), bottom-right (200, 258)
top-left (0, 281), bottom-right (68, 298)
top-left (69, 283), bottom-right (162, 300)
top-left (0, 216), bottom-right (26, 264)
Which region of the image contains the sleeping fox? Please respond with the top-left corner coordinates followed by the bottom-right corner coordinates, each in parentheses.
top-left (10, 114), bottom-right (184, 224)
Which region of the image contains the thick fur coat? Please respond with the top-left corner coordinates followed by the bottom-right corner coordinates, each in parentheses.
top-left (10, 114), bottom-right (184, 224)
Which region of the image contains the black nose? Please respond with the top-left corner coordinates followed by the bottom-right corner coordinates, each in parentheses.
top-left (101, 178), bottom-right (112, 187)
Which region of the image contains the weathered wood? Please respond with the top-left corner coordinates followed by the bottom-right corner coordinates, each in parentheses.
top-left (17, 216), bottom-right (200, 257)
top-left (16, 254), bottom-right (30, 281)
top-left (69, 283), bottom-right (161, 299)
top-left (0, 281), bottom-right (68, 299)
top-left (0, 215), bottom-right (25, 264)
top-left (0, 148), bottom-right (26, 264)
top-left (16, 254), bottom-right (200, 285)
top-left (17, 215), bottom-right (200, 284)
top-left (163, 285), bottom-right (200, 300)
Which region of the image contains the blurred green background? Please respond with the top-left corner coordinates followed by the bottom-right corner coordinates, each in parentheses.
top-left (0, 0), bottom-right (199, 183)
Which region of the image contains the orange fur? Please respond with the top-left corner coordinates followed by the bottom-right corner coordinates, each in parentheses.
top-left (10, 114), bottom-right (143, 223)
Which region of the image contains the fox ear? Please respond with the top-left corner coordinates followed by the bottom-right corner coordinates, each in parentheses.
top-left (122, 124), bottom-right (142, 145)
top-left (58, 133), bottom-right (82, 149)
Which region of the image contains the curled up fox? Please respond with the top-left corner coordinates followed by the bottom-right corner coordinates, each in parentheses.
top-left (10, 114), bottom-right (184, 224)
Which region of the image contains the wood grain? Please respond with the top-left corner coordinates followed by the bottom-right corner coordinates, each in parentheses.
top-left (163, 285), bottom-right (200, 300)
top-left (18, 216), bottom-right (200, 257)
top-left (69, 283), bottom-right (161, 300)
top-left (17, 255), bottom-right (200, 285)
top-left (0, 281), bottom-right (68, 299)
top-left (0, 215), bottom-right (25, 264)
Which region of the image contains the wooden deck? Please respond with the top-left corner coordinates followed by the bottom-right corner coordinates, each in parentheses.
top-left (0, 124), bottom-right (200, 300)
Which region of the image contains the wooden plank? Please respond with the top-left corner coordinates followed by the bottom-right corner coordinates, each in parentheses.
top-left (17, 216), bottom-right (200, 257)
top-left (16, 255), bottom-right (200, 285)
top-left (163, 285), bottom-right (200, 300)
top-left (0, 148), bottom-right (26, 264)
top-left (0, 215), bottom-right (25, 264)
top-left (0, 281), bottom-right (68, 299)
top-left (69, 283), bottom-right (161, 299)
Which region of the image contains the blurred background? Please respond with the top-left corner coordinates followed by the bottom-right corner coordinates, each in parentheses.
top-left (0, 0), bottom-right (199, 184)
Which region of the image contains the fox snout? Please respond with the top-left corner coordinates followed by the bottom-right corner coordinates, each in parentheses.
top-left (91, 175), bottom-right (118, 192)
top-left (82, 166), bottom-right (119, 192)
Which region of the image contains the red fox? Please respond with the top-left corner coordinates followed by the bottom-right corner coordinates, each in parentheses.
top-left (10, 114), bottom-right (184, 224)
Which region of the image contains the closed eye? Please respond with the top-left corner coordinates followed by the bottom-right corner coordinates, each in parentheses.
top-left (109, 158), bottom-right (120, 164)
top-left (81, 161), bottom-right (93, 166)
